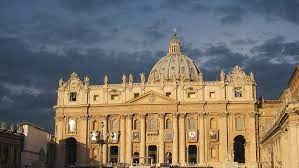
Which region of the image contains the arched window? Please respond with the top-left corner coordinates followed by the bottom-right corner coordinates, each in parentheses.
top-left (165, 119), bottom-right (172, 129)
top-left (210, 118), bottom-right (217, 129)
top-left (188, 118), bottom-right (196, 130)
top-left (236, 117), bottom-right (244, 130)
top-left (133, 119), bottom-right (140, 130)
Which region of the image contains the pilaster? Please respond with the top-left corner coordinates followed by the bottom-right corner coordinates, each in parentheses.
top-left (179, 113), bottom-right (186, 164)
top-left (159, 113), bottom-right (165, 164)
top-left (101, 115), bottom-right (108, 164)
top-left (126, 114), bottom-right (133, 164)
top-left (199, 112), bottom-right (206, 163)
top-left (219, 112), bottom-right (229, 162)
top-left (172, 113), bottom-right (179, 164)
top-left (120, 114), bottom-right (126, 163)
top-left (140, 113), bottom-right (146, 164)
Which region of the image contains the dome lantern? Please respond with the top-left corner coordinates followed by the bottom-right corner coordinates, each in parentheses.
top-left (168, 31), bottom-right (181, 54)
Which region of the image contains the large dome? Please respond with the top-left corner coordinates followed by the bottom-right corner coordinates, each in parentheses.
top-left (148, 32), bottom-right (203, 83)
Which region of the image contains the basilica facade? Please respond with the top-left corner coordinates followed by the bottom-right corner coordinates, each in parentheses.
top-left (54, 33), bottom-right (259, 167)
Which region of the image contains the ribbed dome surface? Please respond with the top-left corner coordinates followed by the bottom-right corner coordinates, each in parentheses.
top-left (148, 33), bottom-right (203, 83)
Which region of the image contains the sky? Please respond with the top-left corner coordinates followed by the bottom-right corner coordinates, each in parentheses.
top-left (0, 0), bottom-right (298, 132)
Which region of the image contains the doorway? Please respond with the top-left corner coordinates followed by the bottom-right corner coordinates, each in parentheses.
top-left (188, 145), bottom-right (197, 164)
top-left (148, 145), bottom-right (157, 164)
top-left (65, 137), bottom-right (77, 165)
top-left (233, 135), bottom-right (245, 163)
top-left (110, 146), bottom-right (119, 163)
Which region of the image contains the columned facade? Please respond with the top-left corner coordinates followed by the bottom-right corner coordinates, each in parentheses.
top-left (54, 32), bottom-right (259, 168)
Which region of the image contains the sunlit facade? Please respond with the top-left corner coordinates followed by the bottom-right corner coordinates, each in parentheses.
top-left (54, 33), bottom-right (259, 167)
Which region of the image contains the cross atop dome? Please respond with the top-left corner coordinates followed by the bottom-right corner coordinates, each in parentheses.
top-left (168, 30), bottom-right (181, 54)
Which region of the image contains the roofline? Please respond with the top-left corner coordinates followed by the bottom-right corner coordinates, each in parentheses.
top-left (19, 121), bottom-right (48, 133)
top-left (288, 65), bottom-right (299, 85)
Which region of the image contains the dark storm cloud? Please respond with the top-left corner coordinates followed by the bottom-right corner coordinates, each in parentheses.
top-left (249, 0), bottom-right (299, 24)
top-left (0, 0), bottom-right (297, 133)
top-left (251, 36), bottom-right (299, 64)
top-left (182, 40), bottom-right (297, 99)
top-left (221, 0), bottom-right (299, 25)
top-left (215, 5), bottom-right (248, 25)
top-left (161, 0), bottom-right (208, 12)
top-left (0, 36), bottom-right (161, 132)
top-left (183, 44), bottom-right (248, 81)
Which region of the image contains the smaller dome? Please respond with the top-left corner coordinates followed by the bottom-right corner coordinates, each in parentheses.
top-left (148, 32), bottom-right (203, 83)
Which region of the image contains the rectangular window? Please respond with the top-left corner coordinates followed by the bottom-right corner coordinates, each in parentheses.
top-left (69, 92), bottom-right (77, 102)
top-left (209, 91), bottom-right (216, 98)
top-left (234, 87), bottom-right (242, 97)
top-left (166, 92), bottom-right (171, 97)
top-left (188, 92), bottom-right (196, 98)
top-left (68, 118), bottom-right (76, 133)
top-left (111, 94), bottom-right (119, 100)
top-left (93, 95), bottom-right (99, 101)
top-left (134, 93), bottom-right (140, 98)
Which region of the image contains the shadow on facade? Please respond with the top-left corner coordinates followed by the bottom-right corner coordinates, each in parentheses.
top-left (57, 137), bottom-right (98, 168)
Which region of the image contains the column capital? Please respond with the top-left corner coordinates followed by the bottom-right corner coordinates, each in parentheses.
top-left (199, 112), bottom-right (208, 118)
top-left (79, 115), bottom-right (90, 120)
top-left (172, 113), bottom-right (179, 118)
top-left (249, 111), bottom-right (259, 118)
top-left (126, 114), bottom-right (133, 119)
top-left (98, 115), bottom-right (108, 119)
top-left (158, 113), bottom-right (165, 118)
top-left (55, 115), bottom-right (65, 121)
top-left (140, 113), bottom-right (147, 119)
top-left (219, 112), bottom-right (230, 118)
top-left (179, 113), bottom-right (186, 118)
top-left (120, 114), bottom-right (127, 119)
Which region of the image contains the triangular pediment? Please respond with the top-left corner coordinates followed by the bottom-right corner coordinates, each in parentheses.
top-left (126, 91), bottom-right (177, 104)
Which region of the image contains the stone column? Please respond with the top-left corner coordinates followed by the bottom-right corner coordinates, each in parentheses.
top-left (140, 113), bottom-right (146, 164)
top-left (126, 114), bottom-right (133, 164)
top-left (158, 113), bottom-right (165, 164)
top-left (179, 113), bottom-right (186, 164)
top-left (219, 112), bottom-right (228, 162)
top-left (102, 115), bottom-right (108, 164)
top-left (199, 113), bottom-right (205, 163)
top-left (120, 115), bottom-right (126, 163)
top-left (172, 113), bottom-right (179, 164)
top-left (249, 112), bottom-right (257, 165)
